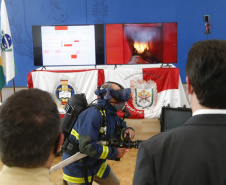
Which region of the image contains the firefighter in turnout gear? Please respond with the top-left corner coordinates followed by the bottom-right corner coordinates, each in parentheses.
top-left (62, 82), bottom-right (135, 185)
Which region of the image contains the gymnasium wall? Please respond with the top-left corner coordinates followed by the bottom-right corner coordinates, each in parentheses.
top-left (4, 0), bottom-right (226, 86)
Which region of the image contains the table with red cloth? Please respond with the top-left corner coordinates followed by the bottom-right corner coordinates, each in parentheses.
top-left (27, 65), bottom-right (189, 119)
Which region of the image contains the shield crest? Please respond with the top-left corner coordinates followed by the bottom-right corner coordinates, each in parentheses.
top-left (131, 79), bottom-right (158, 110)
top-left (55, 80), bottom-right (75, 109)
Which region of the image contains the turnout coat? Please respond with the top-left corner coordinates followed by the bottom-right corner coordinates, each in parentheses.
top-left (62, 99), bottom-right (129, 184)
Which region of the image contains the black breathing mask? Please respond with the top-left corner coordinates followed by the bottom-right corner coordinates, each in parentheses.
top-left (114, 102), bottom-right (126, 111)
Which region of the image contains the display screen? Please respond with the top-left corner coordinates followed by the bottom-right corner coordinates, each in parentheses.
top-left (32, 24), bottom-right (105, 66)
top-left (105, 22), bottom-right (177, 65)
top-left (160, 107), bottom-right (192, 132)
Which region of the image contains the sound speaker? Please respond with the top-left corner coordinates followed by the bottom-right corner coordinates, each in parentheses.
top-left (204, 15), bottom-right (210, 22)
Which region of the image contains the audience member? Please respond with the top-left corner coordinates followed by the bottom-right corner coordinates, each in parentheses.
top-left (0, 89), bottom-right (64, 185)
top-left (133, 39), bottom-right (226, 185)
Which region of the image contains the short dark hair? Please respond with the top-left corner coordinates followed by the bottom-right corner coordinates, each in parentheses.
top-left (0, 88), bottom-right (61, 167)
top-left (186, 39), bottom-right (226, 108)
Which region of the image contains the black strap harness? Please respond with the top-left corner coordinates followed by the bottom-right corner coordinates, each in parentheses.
top-left (62, 104), bottom-right (107, 185)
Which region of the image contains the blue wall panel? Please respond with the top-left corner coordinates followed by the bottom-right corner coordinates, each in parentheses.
top-left (3, 0), bottom-right (226, 86)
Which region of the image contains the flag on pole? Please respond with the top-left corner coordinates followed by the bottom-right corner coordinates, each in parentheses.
top-left (0, 0), bottom-right (16, 86)
top-left (0, 57), bottom-right (5, 90)
top-left (0, 1), bottom-right (5, 90)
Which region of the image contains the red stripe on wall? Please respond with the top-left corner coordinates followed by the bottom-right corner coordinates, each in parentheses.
top-left (55, 26), bottom-right (68, 30)
top-left (64, 44), bottom-right (72, 47)
top-left (74, 40), bottom-right (79, 42)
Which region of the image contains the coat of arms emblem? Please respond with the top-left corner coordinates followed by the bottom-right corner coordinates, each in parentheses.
top-left (55, 80), bottom-right (75, 108)
top-left (131, 79), bottom-right (158, 110)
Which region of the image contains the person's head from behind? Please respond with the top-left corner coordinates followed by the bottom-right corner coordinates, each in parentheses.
top-left (0, 88), bottom-right (64, 168)
top-left (186, 39), bottom-right (226, 109)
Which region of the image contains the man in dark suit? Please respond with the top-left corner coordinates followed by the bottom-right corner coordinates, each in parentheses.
top-left (133, 39), bottom-right (226, 185)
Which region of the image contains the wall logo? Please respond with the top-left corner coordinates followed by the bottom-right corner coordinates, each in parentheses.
top-left (55, 80), bottom-right (75, 109)
top-left (1, 31), bottom-right (12, 52)
top-left (131, 79), bottom-right (158, 110)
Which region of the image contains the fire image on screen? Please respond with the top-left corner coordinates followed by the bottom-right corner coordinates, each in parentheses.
top-left (105, 22), bottom-right (177, 65)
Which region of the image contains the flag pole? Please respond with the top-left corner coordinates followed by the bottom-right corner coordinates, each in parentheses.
top-left (0, 90), bottom-right (2, 103)
top-left (12, 78), bottom-right (15, 93)
top-left (1, 0), bottom-right (17, 94)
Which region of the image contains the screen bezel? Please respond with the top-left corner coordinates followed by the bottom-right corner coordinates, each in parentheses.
top-left (32, 24), bottom-right (105, 67)
top-left (160, 107), bottom-right (192, 132)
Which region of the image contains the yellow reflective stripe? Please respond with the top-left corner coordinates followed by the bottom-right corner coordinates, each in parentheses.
top-left (71, 129), bottom-right (79, 140)
top-left (63, 173), bottom-right (92, 183)
top-left (100, 110), bottom-right (106, 117)
top-left (99, 127), bottom-right (104, 133)
top-left (121, 128), bottom-right (125, 141)
top-left (99, 109), bottom-right (106, 116)
top-left (99, 109), bottom-right (106, 133)
top-left (103, 110), bottom-right (106, 116)
top-left (100, 110), bottom-right (106, 116)
top-left (96, 161), bottom-right (108, 178)
top-left (99, 145), bottom-right (109, 159)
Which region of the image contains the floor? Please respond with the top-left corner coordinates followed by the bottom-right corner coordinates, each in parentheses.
top-left (0, 116), bottom-right (160, 185)
top-left (49, 118), bottom-right (161, 185)
top-left (0, 85), bottom-right (188, 185)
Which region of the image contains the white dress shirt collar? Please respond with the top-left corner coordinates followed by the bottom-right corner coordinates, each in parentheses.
top-left (193, 109), bottom-right (226, 116)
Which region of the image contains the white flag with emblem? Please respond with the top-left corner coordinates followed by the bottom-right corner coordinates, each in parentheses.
top-left (1, 0), bottom-right (16, 84)
top-left (104, 67), bottom-right (190, 118)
